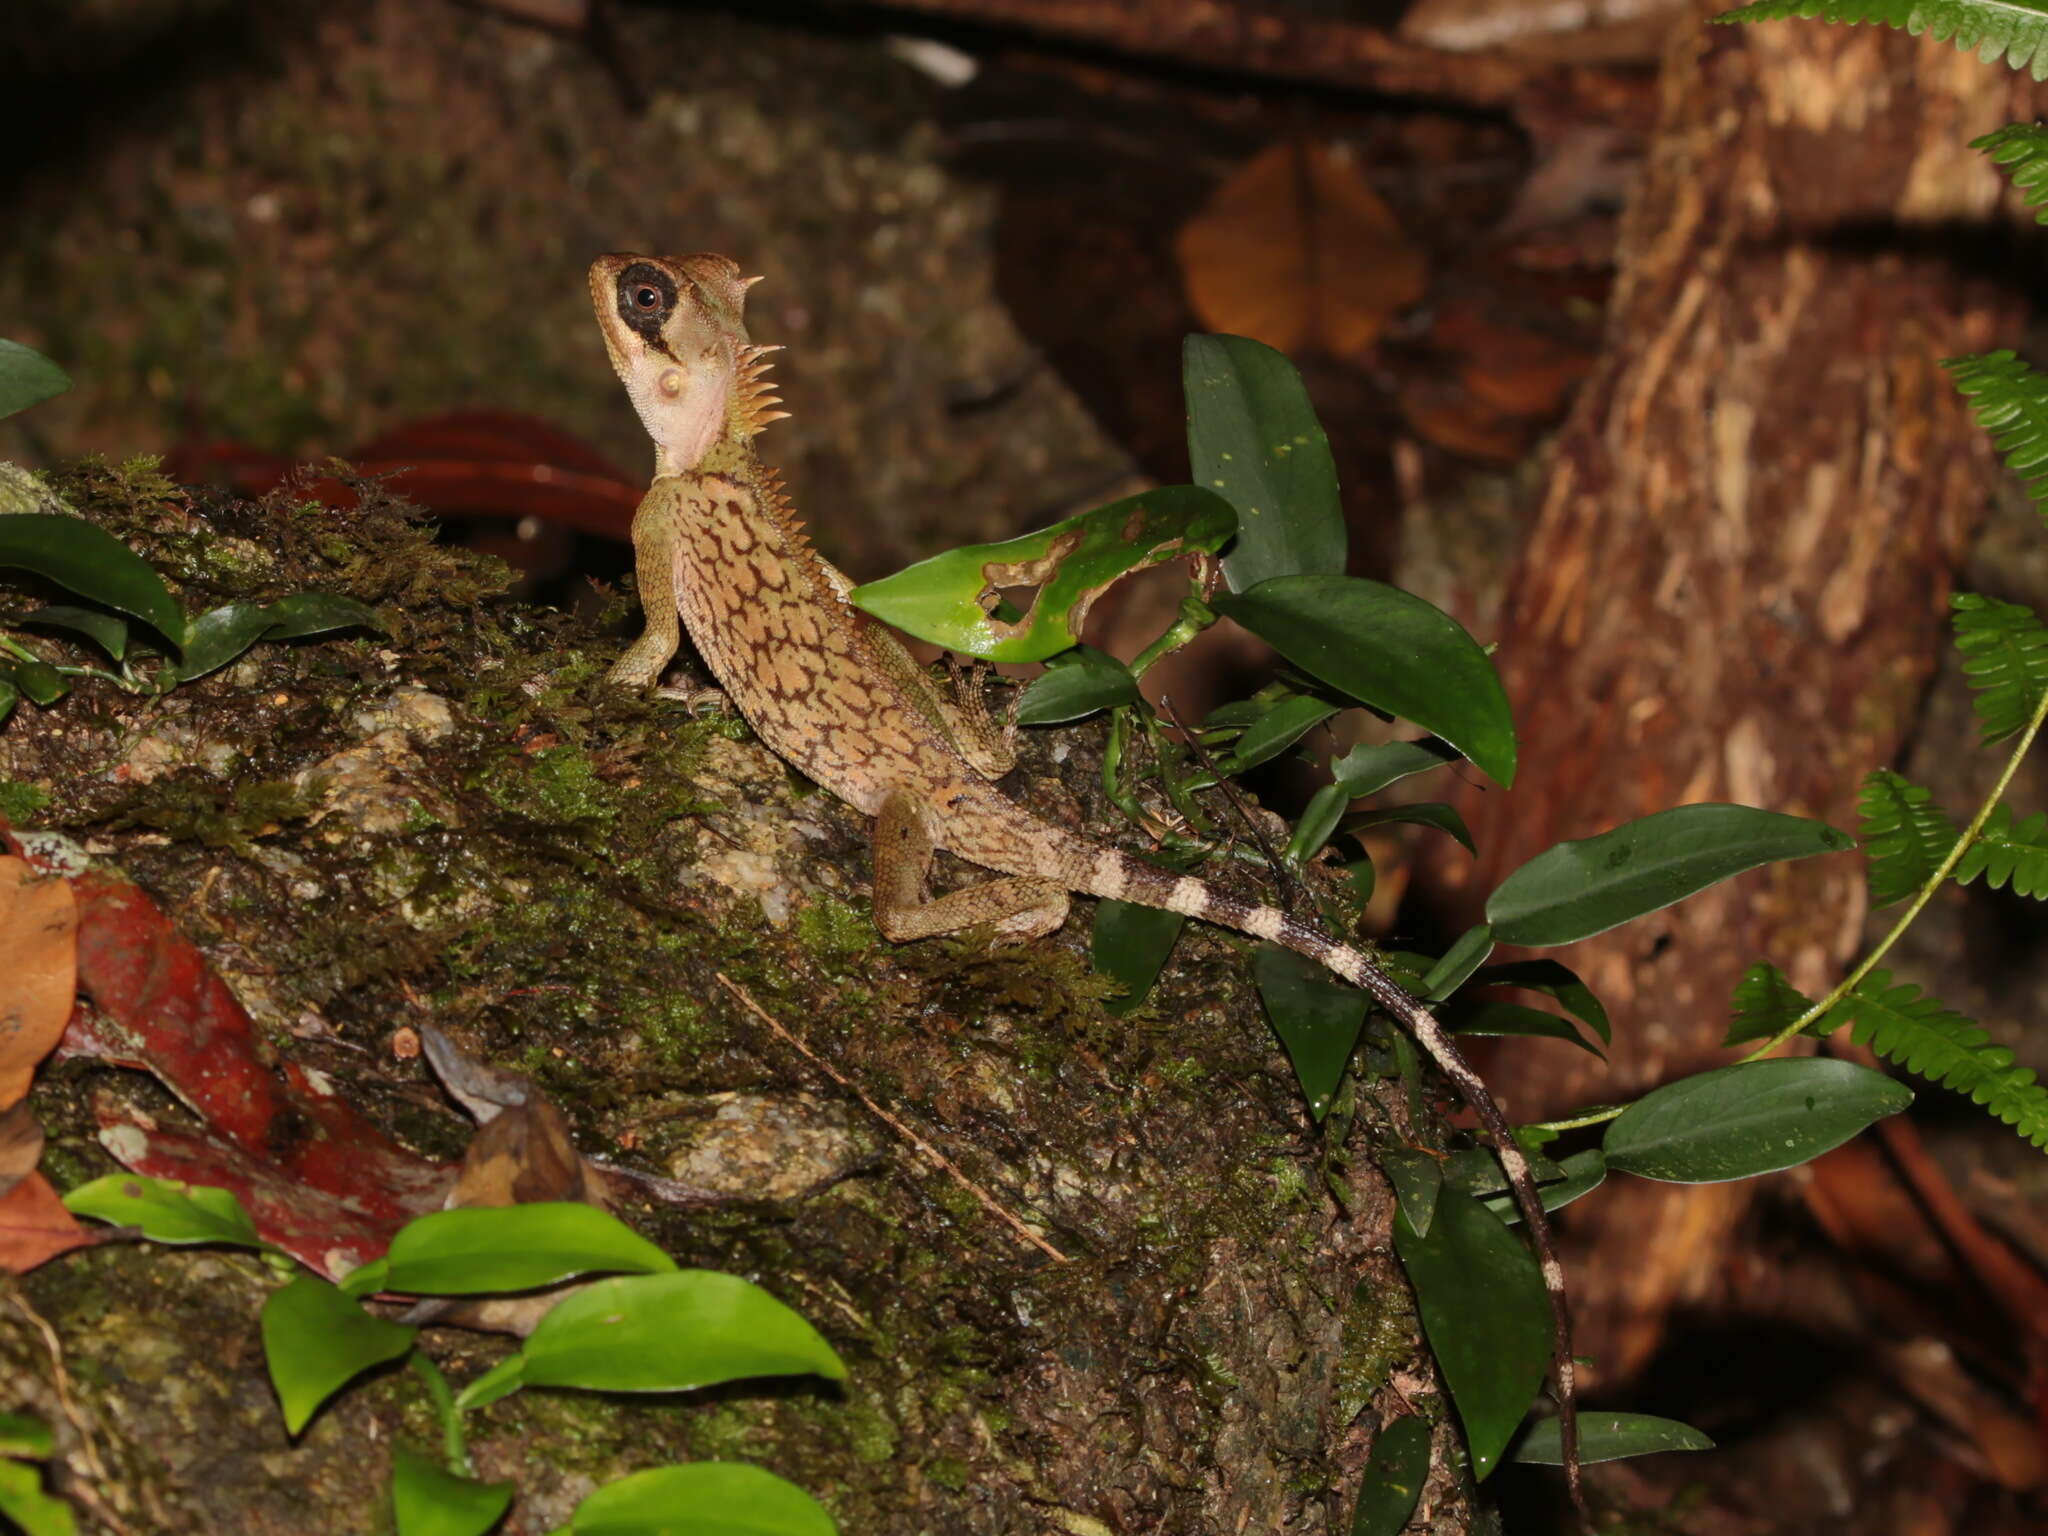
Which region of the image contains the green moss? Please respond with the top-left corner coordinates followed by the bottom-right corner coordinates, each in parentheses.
top-left (0, 779), bottom-right (51, 823)
top-left (839, 1389), bottom-right (901, 1466)
top-left (926, 1456), bottom-right (969, 1492)
top-left (1334, 1275), bottom-right (1418, 1424)
top-left (794, 895), bottom-right (875, 969)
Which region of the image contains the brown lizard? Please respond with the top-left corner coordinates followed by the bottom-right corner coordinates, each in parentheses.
top-left (590, 251), bottom-right (1582, 1504)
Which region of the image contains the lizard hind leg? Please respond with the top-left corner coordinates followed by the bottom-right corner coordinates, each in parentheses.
top-left (872, 787), bottom-right (1069, 943)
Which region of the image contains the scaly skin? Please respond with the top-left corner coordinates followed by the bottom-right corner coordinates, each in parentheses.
top-left (590, 252), bottom-right (1583, 1506)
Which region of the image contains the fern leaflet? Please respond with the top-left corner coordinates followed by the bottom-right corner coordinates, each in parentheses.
top-left (1973, 123), bottom-right (2048, 224)
top-left (1724, 961), bottom-right (1814, 1047)
top-left (1821, 970), bottom-right (2048, 1149)
top-left (1952, 591), bottom-right (2048, 743)
top-left (1716, 0), bottom-right (2048, 79)
top-left (1857, 768), bottom-right (1958, 906)
top-left (1943, 351), bottom-right (2048, 521)
top-left (1954, 800), bottom-right (2048, 895)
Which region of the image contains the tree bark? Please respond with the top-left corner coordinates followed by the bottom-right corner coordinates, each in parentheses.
top-left (1433, 5), bottom-right (2029, 1385)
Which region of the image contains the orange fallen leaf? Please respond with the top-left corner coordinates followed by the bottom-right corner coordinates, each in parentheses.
top-left (0, 1172), bottom-right (94, 1273)
top-left (1176, 137), bottom-right (1429, 358)
top-left (0, 858), bottom-right (76, 1109)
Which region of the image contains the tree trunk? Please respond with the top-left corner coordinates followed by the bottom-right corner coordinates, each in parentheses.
top-left (1433, 5), bottom-right (2027, 1386)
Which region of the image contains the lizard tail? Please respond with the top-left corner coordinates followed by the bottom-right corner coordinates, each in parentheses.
top-left (1069, 844), bottom-right (1583, 1506)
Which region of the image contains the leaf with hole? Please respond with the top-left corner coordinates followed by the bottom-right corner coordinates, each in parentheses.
top-left (1604, 1059), bottom-right (1911, 1182)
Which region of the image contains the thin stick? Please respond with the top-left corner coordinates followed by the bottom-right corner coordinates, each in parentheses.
top-left (714, 972), bottom-right (1071, 1265)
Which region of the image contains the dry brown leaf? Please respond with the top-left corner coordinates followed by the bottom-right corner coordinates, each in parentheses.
top-left (0, 859), bottom-right (77, 1109)
top-left (1176, 138), bottom-right (1429, 358)
top-left (0, 1101), bottom-right (44, 1196)
top-left (0, 1171), bottom-right (94, 1273)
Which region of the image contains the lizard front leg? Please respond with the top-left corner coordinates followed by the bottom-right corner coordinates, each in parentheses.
top-left (608, 480), bottom-right (688, 690)
top-left (873, 787), bottom-right (1068, 942)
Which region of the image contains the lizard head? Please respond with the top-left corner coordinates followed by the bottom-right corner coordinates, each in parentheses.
top-left (589, 252), bottom-right (778, 474)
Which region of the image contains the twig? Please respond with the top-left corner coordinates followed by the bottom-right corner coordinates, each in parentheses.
top-left (1157, 693), bottom-right (1305, 917)
top-left (715, 972), bottom-right (1070, 1264)
top-left (10, 1289), bottom-right (139, 1535)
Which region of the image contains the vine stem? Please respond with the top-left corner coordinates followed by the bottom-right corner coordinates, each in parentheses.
top-left (1741, 670), bottom-right (2048, 1063)
top-left (411, 1354), bottom-right (468, 1475)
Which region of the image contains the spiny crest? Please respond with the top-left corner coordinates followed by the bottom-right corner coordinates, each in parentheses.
top-left (738, 340), bottom-right (791, 437)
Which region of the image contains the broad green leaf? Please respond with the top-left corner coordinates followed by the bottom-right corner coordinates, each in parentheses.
top-left (0, 676), bottom-right (15, 725)
top-left (1441, 1144), bottom-right (1567, 1197)
top-left (1486, 804), bottom-right (1852, 947)
top-left (347, 1204), bottom-right (677, 1299)
top-left (567, 1463), bottom-right (835, 1536)
top-left (1392, 1188), bottom-right (1551, 1479)
top-left (0, 1458), bottom-right (76, 1536)
top-left (0, 341), bottom-right (69, 420)
top-left (0, 516), bottom-right (183, 645)
top-left (0, 657), bottom-right (64, 706)
top-left (1468, 959), bottom-right (1611, 1044)
top-left (1443, 1000), bottom-right (1601, 1056)
top-left (392, 1446), bottom-right (513, 1536)
top-left (1378, 1148), bottom-right (1443, 1239)
top-left (1215, 576), bottom-right (1514, 786)
top-left (506, 1271), bottom-right (846, 1395)
top-left (1346, 801), bottom-right (1474, 854)
top-left (1330, 737), bottom-right (1460, 798)
top-left (261, 1275), bottom-right (417, 1435)
top-left (1184, 333), bottom-right (1344, 591)
top-left (1014, 646), bottom-right (1139, 725)
top-left (176, 603), bottom-right (280, 682)
top-left (1955, 801), bottom-right (2048, 898)
top-left (1716, 0), bottom-right (2048, 80)
top-left (1859, 768), bottom-right (1957, 907)
top-left (254, 591), bottom-right (381, 640)
top-left (1420, 923), bottom-right (1494, 999)
top-left (1480, 1150), bottom-right (1607, 1225)
top-left (13, 604), bottom-right (128, 660)
top-left (1285, 781), bottom-right (1350, 865)
top-left (1953, 591), bottom-right (2048, 742)
top-left (849, 487), bottom-right (1235, 663)
top-left (1722, 961), bottom-right (1814, 1047)
top-left (63, 1174), bottom-right (263, 1249)
top-left (1512, 1411), bottom-right (1713, 1465)
top-left (1349, 1416), bottom-right (1431, 1536)
top-left (1216, 692), bottom-right (1339, 775)
top-left (0, 1414), bottom-right (53, 1460)
top-left (1603, 1059), bottom-right (1911, 1182)
top-left (1255, 943), bottom-right (1369, 1121)
top-left (1092, 899), bottom-right (1185, 1016)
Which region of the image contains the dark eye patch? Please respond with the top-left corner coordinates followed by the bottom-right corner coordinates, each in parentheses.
top-left (616, 262), bottom-right (678, 351)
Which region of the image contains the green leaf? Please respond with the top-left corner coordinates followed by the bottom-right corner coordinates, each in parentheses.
top-left (1329, 737), bottom-right (1460, 798)
top-left (1349, 1416), bottom-right (1431, 1536)
top-left (1715, 0), bottom-right (2048, 79)
top-left (13, 604), bottom-right (128, 660)
top-left (1486, 804), bottom-right (1853, 947)
top-left (0, 676), bottom-right (17, 727)
top-left (1512, 1411), bottom-right (1714, 1465)
top-left (849, 486), bottom-right (1235, 663)
top-left (63, 1174), bottom-right (264, 1248)
top-left (1285, 781), bottom-right (1351, 866)
top-left (0, 1459), bottom-right (77, 1536)
top-left (1420, 923), bottom-right (1494, 1000)
top-left (1953, 591), bottom-right (2048, 742)
top-left (1214, 692), bottom-right (1339, 775)
top-left (1441, 1144), bottom-right (1567, 1198)
top-left (1722, 960), bottom-right (1815, 1048)
top-left (1183, 333), bottom-right (1344, 591)
top-left (261, 1275), bottom-right (417, 1435)
top-left (176, 603), bottom-right (280, 682)
top-left (1955, 800), bottom-right (2048, 897)
top-left (253, 590), bottom-right (381, 640)
top-left (1604, 1059), bottom-right (1911, 1182)
top-left (1255, 943), bottom-right (1370, 1122)
top-left (1091, 899), bottom-right (1186, 1015)
top-left (0, 1414), bottom-right (53, 1461)
top-left (1858, 768), bottom-right (1957, 907)
top-left (0, 657), bottom-right (65, 707)
top-left (1013, 646), bottom-right (1139, 726)
top-left (1347, 801), bottom-right (1475, 854)
top-left (0, 341), bottom-right (70, 421)
top-left (1468, 959), bottom-right (1611, 1044)
top-left (1480, 1149), bottom-right (1607, 1225)
top-left (353, 1204), bottom-right (676, 1298)
top-left (1946, 351), bottom-right (2048, 520)
top-left (453, 1356), bottom-right (525, 1413)
top-left (567, 1463), bottom-right (836, 1536)
top-left (1379, 1148), bottom-right (1443, 1239)
top-left (1822, 970), bottom-right (2048, 1149)
top-left (392, 1447), bottom-right (513, 1536)
top-left (498, 1271), bottom-right (846, 1396)
top-left (1215, 576), bottom-right (1515, 786)
top-left (0, 516), bottom-right (184, 645)
top-left (1443, 1000), bottom-right (1601, 1056)
top-left (1974, 123), bottom-right (2048, 223)
top-left (1392, 1189), bottom-right (1552, 1479)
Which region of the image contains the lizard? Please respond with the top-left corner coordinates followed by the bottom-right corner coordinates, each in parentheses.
top-left (589, 250), bottom-right (1583, 1506)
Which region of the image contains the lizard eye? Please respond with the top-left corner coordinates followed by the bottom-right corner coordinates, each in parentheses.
top-left (632, 285), bottom-right (662, 311)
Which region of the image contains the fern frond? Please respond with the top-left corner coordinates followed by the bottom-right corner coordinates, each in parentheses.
top-left (1954, 800), bottom-right (2048, 895)
top-left (1973, 123), bottom-right (2048, 223)
top-left (1724, 961), bottom-right (1814, 1046)
top-left (1823, 971), bottom-right (2048, 1149)
top-left (1944, 351), bottom-right (2048, 519)
top-left (1716, 0), bottom-right (2048, 79)
top-left (1857, 768), bottom-right (1959, 906)
top-left (1952, 591), bottom-right (2048, 743)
